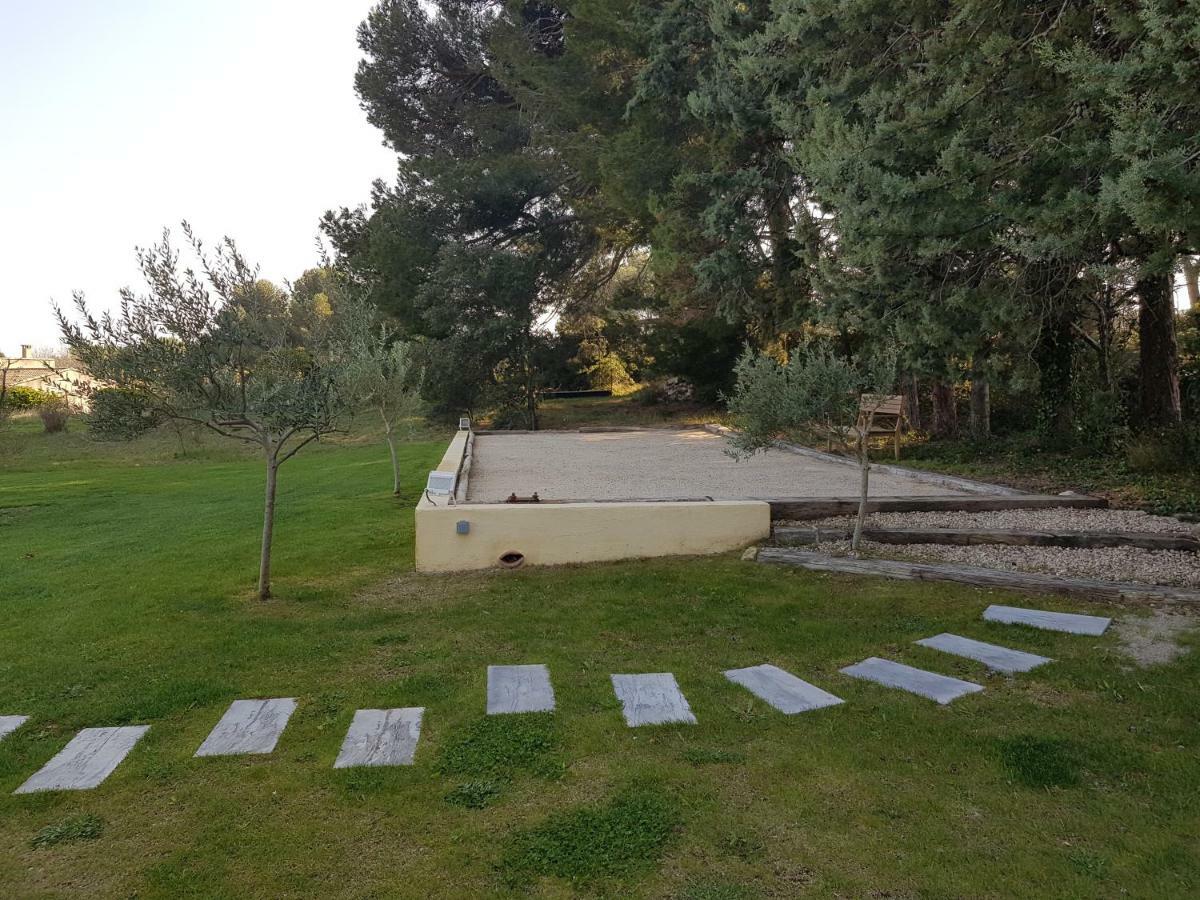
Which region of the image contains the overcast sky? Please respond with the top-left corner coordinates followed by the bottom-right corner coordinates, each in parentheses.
top-left (0, 0), bottom-right (395, 352)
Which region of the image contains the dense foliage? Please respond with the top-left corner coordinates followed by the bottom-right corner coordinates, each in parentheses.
top-left (1, 384), bottom-right (57, 412)
top-left (329, 1), bottom-right (1198, 442)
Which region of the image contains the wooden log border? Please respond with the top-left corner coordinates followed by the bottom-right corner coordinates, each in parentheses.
top-left (772, 525), bottom-right (1199, 552)
top-left (472, 425), bottom-right (696, 435)
top-left (453, 430), bottom-right (474, 503)
top-left (757, 547), bottom-right (1200, 605)
top-left (767, 494), bottom-right (1107, 520)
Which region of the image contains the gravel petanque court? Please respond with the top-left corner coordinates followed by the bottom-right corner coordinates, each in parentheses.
top-left (466, 429), bottom-right (969, 502)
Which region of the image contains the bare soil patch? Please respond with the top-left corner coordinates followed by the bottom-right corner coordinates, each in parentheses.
top-left (1114, 611), bottom-right (1197, 667)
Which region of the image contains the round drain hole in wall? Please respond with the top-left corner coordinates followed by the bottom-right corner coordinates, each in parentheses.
top-left (498, 551), bottom-right (526, 569)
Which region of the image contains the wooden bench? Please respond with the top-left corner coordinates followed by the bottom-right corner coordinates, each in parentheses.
top-left (857, 394), bottom-right (907, 459)
top-left (825, 394), bottom-right (908, 458)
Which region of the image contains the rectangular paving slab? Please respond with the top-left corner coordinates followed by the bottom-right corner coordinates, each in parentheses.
top-left (195, 698), bottom-right (297, 757)
top-left (983, 604), bottom-right (1111, 636)
top-left (15, 726), bottom-right (149, 793)
top-left (487, 665), bottom-right (555, 715)
top-left (334, 708), bottom-right (424, 768)
top-left (0, 716), bottom-right (28, 742)
top-left (840, 657), bottom-right (984, 705)
top-left (916, 633), bottom-right (1053, 673)
top-left (723, 664), bottom-right (843, 714)
top-left (611, 673), bottom-right (697, 727)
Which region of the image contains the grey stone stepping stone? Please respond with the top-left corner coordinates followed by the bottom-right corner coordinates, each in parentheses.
top-left (917, 633), bottom-right (1052, 673)
top-left (840, 657), bottom-right (984, 705)
top-left (723, 664), bottom-right (843, 714)
top-left (334, 708), bottom-right (423, 768)
top-left (611, 673), bottom-right (697, 727)
top-left (195, 698), bottom-right (297, 757)
top-left (14, 726), bottom-right (149, 793)
top-left (487, 664), bottom-right (555, 715)
top-left (983, 604), bottom-right (1111, 636)
top-left (0, 716), bottom-right (28, 742)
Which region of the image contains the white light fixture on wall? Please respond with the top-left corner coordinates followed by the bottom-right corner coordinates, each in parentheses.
top-left (425, 471), bottom-right (457, 497)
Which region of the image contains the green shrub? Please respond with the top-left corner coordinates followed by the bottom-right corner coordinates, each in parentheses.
top-left (488, 405), bottom-right (534, 430)
top-left (585, 352), bottom-right (636, 392)
top-left (38, 398), bottom-right (71, 433)
top-left (1126, 425), bottom-right (1200, 474)
top-left (1068, 384), bottom-right (1127, 456)
top-left (3, 384), bottom-right (57, 411)
top-left (87, 387), bottom-right (164, 440)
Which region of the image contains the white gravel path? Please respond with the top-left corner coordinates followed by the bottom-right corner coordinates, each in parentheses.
top-left (467, 430), bottom-right (969, 502)
top-left (810, 539), bottom-right (1200, 587)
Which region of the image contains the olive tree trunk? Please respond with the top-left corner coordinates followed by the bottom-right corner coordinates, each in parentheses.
top-left (381, 406), bottom-right (401, 496)
top-left (258, 448), bottom-right (279, 601)
top-left (851, 410), bottom-right (875, 554)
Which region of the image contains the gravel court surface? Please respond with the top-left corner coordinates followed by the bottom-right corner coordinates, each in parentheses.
top-left (466, 429), bottom-right (968, 501)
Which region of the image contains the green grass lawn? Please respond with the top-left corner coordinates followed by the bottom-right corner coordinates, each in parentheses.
top-left (1, 415), bottom-right (1198, 898)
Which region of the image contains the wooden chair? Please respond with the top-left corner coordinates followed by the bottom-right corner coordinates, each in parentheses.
top-left (856, 394), bottom-right (907, 459)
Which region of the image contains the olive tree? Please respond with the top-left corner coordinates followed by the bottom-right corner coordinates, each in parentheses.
top-left (725, 345), bottom-right (897, 552)
top-left (57, 224), bottom-right (358, 600)
top-left (340, 306), bottom-right (425, 495)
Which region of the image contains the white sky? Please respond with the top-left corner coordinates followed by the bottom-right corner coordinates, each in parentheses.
top-left (0, 0), bottom-right (395, 352)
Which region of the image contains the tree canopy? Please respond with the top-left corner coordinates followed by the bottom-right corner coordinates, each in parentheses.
top-left (328, 0), bottom-right (1198, 435)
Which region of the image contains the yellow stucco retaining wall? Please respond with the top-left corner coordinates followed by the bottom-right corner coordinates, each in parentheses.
top-left (414, 429), bottom-right (769, 573)
top-left (415, 497), bottom-right (770, 573)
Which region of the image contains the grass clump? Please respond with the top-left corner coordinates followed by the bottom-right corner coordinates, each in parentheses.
top-left (680, 881), bottom-right (760, 900)
top-left (444, 780), bottom-right (505, 809)
top-left (437, 714), bottom-right (563, 806)
top-left (435, 713), bottom-right (562, 780)
top-left (1067, 849), bottom-right (1110, 880)
top-left (998, 736), bottom-right (1081, 788)
top-left (501, 786), bottom-right (679, 886)
top-left (682, 747), bottom-right (746, 766)
top-left (31, 814), bottom-right (105, 849)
